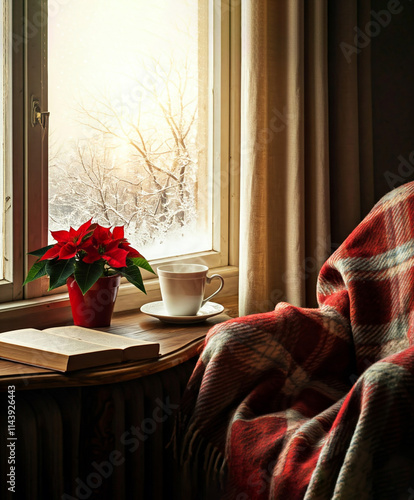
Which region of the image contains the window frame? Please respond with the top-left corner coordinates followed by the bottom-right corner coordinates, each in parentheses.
top-left (0, 0), bottom-right (25, 303)
top-left (25, 0), bottom-right (49, 300)
top-left (0, 0), bottom-right (240, 328)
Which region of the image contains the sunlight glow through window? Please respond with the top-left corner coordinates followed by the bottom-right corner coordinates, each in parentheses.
top-left (48, 0), bottom-right (211, 260)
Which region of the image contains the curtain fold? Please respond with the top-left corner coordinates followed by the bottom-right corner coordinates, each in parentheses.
top-left (239, 0), bottom-right (374, 315)
top-left (328, 1), bottom-right (375, 248)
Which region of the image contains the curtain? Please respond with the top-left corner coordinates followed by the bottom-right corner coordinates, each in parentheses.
top-left (239, 0), bottom-right (374, 315)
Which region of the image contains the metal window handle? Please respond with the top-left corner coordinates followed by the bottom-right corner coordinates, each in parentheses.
top-left (31, 96), bottom-right (50, 129)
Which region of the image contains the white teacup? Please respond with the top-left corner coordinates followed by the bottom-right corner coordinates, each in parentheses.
top-left (158, 264), bottom-right (224, 316)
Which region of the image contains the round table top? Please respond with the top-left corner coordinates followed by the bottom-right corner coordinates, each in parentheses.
top-left (0, 297), bottom-right (237, 390)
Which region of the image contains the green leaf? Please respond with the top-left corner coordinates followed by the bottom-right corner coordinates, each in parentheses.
top-left (46, 259), bottom-right (75, 291)
top-left (28, 244), bottom-right (55, 257)
top-left (128, 257), bottom-right (155, 275)
top-left (73, 260), bottom-right (104, 295)
top-left (23, 259), bottom-right (47, 286)
top-left (120, 264), bottom-right (146, 294)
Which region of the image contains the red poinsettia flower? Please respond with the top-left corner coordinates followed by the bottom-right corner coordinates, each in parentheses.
top-left (112, 226), bottom-right (143, 259)
top-left (41, 218), bottom-right (94, 261)
top-left (82, 224), bottom-right (129, 268)
top-left (25, 219), bottom-right (154, 296)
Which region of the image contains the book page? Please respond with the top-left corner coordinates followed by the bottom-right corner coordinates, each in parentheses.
top-left (0, 329), bottom-right (119, 356)
top-left (45, 326), bottom-right (159, 353)
top-left (0, 329), bottom-right (124, 371)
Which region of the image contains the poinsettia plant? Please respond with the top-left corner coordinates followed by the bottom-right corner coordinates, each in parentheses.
top-left (23, 219), bottom-right (155, 295)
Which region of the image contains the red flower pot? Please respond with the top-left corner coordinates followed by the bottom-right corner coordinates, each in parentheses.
top-left (67, 274), bottom-right (121, 328)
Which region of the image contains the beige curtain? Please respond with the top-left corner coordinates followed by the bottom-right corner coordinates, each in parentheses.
top-left (239, 0), bottom-right (374, 316)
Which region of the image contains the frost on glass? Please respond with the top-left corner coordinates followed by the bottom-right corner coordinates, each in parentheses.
top-left (48, 0), bottom-right (211, 260)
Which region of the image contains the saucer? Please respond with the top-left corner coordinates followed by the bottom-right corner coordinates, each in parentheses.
top-left (140, 301), bottom-right (225, 324)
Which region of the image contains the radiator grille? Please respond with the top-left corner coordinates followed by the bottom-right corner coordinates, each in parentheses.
top-left (0, 359), bottom-right (196, 500)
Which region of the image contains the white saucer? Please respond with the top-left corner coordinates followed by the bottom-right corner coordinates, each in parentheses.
top-left (140, 301), bottom-right (225, 324)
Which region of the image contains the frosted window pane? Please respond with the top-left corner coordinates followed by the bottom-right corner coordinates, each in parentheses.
top-left (48, 0), bottom-right (211, 260)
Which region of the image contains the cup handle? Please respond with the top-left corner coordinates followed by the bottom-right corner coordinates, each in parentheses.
top-left (202, 274), bottom-right (224, 306)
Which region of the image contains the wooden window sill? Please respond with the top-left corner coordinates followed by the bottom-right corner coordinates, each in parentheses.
top-left (0, 265), bottom-right (239, 332)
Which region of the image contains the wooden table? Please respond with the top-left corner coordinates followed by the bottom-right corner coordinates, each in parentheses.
top-left (0, 296), bottom-right (238, 500)
top-left (0, 295), bottom-right (238, 390)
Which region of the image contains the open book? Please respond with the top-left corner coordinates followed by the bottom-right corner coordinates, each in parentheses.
top-left (0, 326), bottom-right (160, 372)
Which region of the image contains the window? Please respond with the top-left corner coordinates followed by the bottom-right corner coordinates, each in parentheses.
top-left (0, 0), bottom-right (240, 318)
top-left (48, 0), bottom-right (212, 261)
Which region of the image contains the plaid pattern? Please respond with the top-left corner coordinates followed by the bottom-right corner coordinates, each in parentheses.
top-left (177, 182), bottom-right (414, 499)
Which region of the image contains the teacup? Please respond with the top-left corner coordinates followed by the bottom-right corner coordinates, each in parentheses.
top-left (157, 264), bottom-right (224, 316)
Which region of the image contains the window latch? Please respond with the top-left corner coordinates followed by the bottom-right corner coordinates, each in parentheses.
top-left (31, 96), bottom-right (50, 129)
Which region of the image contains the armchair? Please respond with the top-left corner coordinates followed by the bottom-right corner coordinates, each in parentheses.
top-left (176, 181), bottom-right (414, 499)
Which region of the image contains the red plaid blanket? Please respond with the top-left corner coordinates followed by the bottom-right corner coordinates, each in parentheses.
top-left (177, 181), bottom-right (414, 499)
